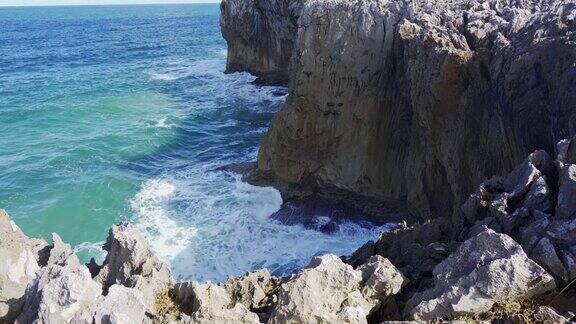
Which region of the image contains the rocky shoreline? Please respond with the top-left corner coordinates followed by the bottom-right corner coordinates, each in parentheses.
top-left (2, 0), bottom-right (576, 322)
top-left (2, 137), bottom-right (576, 322)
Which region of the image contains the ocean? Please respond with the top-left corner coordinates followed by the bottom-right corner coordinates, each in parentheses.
top-left (0, 3), bottom-right (387, 281)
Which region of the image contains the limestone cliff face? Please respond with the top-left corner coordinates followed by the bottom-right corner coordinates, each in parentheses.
top-left (223, 0), bottom-right (576, 217)
top-left (220, 0), bottom-right (301, 85)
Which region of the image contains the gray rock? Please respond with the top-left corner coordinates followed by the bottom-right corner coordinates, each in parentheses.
top-left (532, 306), bottom-right (571, 324)
top-left (223, 268), bottom-right (272, 310)
top-left (221, 0), bottom-right (576, 219)
top-left (84, 285), bottom-right (147, 324)
top-left (174, 282), bottom-right (259, 324)
top-left (559, 250), bottom-right (576, 281)
top-left (530, 237), bottom-right (568, 282)
top-left (95, 222), bottom-right (174, 314)
top-left (0, 210), bottom-right (46, 322)
top-left (220, 0), bottom-right (301, 85)
top-left (407, 227), bottom-right (555, 320)
top-left (547, 218), bottom-right (576, 247)
top-left (16, 234), bottom-right (102, 324)
top-left (358, 255), bottom-right (406, 301)
top-left (518, 212), bottom-right (550, 254)
top-left (519, 176), bottom-right (555, 213)
top-left (556, 164), bottom-right (576, 219)
top-left (269, 254), bottom-right (373, 324)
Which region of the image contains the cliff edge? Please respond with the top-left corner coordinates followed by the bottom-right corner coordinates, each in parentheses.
top-left (221, 0), bottom-right (576, 217)
top-left (3, 137), bottom-right (576, 322)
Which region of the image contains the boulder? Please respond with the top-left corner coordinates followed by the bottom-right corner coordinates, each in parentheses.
top-left (16, 234), bottom-right (102, 324)
top-left (358, 255), bottom-right (406, 301)
top-left (95, 222), bottom-right (173, 313)
top-left (559, 250), bottom-right (576, 281)
top-left (224, 269), bottom-right (273, 309)
top-left (518, 211), bottom-right (550, 253)
top-left (174, 282), bottom-right (259, 324)
top-left (407, 227), bottom-right (555, 320)
top-left (532, 306), bottom-right (571, 324)
top-left (556, 164), bottom-right (576, 219)
top-left (269, 254), bottom-right (373, 324)
top-left (547, 218), bottom-right (576, 247)
top-left (84, 285), bottom-right (147, 324)
top-left (530, 237), bottom-right (569, 282)
top-left (0, 210), bottom-right (46, 321)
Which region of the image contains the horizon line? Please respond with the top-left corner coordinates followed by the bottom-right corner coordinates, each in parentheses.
top-left (0, 1), bottom-right (220, 7)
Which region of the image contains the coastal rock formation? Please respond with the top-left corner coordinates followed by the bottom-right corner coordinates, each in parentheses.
top-left (220, 0), bottom-right (301, 85)
top-left (4, 136), bottom-right (576, 323)
top-left (0, 210), bottom-right (46, 322)
top-left (269, 254), bottom-right (405, 323)
top-left (407, 227), bottom-right (555, 320)
top-left (222, 0), bottom-right (576, 218)
top-left (94, 222), bottom-right (174, 313)
top-left (349, 137), bottom-right (576, 321)
top-left (3, 135), bottom-right (576, 324)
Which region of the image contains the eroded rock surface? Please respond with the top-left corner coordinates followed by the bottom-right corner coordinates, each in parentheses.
top-left (95, 222), bottom-right (174, 314)
top-left (407, 227), bottom-right (555, 320)
top-left (220, 0), bottom-right (301, 84)
top-left (222, 0), bottom-right (576, 218)
top-left (0, 210), bottom-right (46, 322)
top-left (269, 254), bottom-right (404, 324)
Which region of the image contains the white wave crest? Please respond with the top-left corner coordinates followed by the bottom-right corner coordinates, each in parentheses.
top-left (130, 166), bottom-right (390, 282)
top-left (130, 179), bottom-right (197, 262)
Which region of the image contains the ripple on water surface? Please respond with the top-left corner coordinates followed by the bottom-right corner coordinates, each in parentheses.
top-left (0, 4), bottom-right (390, 282)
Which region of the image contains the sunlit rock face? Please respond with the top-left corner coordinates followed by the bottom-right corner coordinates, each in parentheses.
top-left (220, 0), bottom-right (302, 85)
top-left (223, 0), bottom-right (576, 218)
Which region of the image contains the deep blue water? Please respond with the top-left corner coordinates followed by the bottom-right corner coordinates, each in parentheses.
top-left (0, 4), bottom-right (387, 281)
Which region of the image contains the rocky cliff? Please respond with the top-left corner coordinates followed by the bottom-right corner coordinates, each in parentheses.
top-left (221, 0), bottom-right (576, 217)
top-left (2, 137), bottom-right (576, 323)
top-left (220, 0), bottom-right (301, 85)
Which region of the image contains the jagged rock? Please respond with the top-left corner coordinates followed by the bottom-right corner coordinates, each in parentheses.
top-left (556, 164), bottom-right (576, 220)
top-left (532, 306), bottom-right (571, 324)
top-left (358, 255), bottom-right (406, 301)
top-left (16, 234), bottom-right (102, 324)
top-left (224, 269), bottom-right (272, 309)
top-left (502, 152), bottom-right (542, 200)
top-left (547, 218), bottom-right (576, 247)
top-left (518, 211), bottom-right (550, 253)
top-left (407, 227), bottom-right (555, 320)
top-left (220, 0), bottom-right (576, 219)
top-left (174, 282), bottom-right (259, 324)
top-left (559, 250), bottom-right (576, 281)
top-left (85, 285), bottom-right (147, 324)
top-left (531, 237), bottom-right (569, 282)
top-left (95, 222), bottom-right (173, 314)
top-left (269, 254), bottom-right (373, 324)
top-left (0, 210), bottom-right (46, 322)
top-left (519, 176), bottom-right (555, 213)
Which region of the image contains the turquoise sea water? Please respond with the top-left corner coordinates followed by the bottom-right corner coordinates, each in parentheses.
top-left (0, 4), bottom-right (387, 281)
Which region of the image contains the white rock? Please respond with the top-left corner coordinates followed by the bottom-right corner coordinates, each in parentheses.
top-left (0, 210), bottom-right (46, 321)
top-left (407, 227), bottom-right (556, 320)
top-left (358, 255), bottom-right (406, 301)
top-left (95, 222), bottom-right (173, 314)
top-left (269, 254), bottom-right (372, 324)
top-left (174, 282), bottom-right (259, 324)
top-left (16, 234), bottom-right (102, 324)
top-left (224, 268), bottom-right (272, 309)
